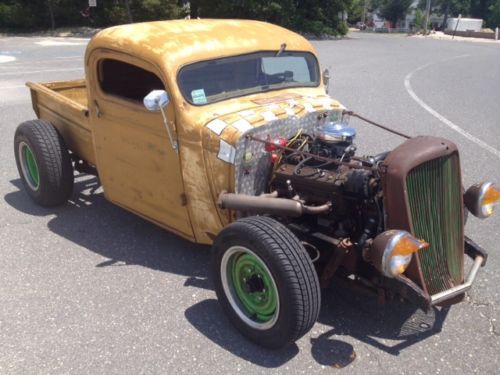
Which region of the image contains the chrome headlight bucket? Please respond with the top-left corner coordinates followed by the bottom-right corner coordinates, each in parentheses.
top-left (464, 182), bottom-right (500, 219)
top-left (369, 230), bottom-right (430, 278)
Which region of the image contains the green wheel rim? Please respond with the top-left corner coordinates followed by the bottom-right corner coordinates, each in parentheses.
top-left (19, 142), bottom-right (40, 190)
top-left (221, 246), bottom-right (279, 330)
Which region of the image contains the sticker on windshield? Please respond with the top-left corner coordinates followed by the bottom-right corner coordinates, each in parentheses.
top-left (191, 89), bottom-right (207, 104)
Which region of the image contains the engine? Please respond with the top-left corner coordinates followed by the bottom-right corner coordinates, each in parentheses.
top-left (226, 110), bottom-right (388, 258)
top-left (269, 116), bottom-right (384, 232)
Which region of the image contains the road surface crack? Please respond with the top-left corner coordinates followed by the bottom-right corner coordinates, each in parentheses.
top-left (466, 294), bottom-right (499, 337)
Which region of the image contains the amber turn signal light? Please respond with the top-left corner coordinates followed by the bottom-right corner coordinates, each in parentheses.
top-left (369, 230), bottom-right (429, 278)
top-left (391, 235), bottom-right (430, 257)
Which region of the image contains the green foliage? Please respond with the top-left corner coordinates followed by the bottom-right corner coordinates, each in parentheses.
top-left (129, 0), bottom-right (183, 22)
top-left (0, 0), bottom-right (353, 36)
top-left (488, 0), bottom-right (500, 27)
top-left (192, 0), bottom-right (351, 36)
top-left (347, 0), bottom-right (365, 24)
top-left (439, 0), bottom-right (473, 29)
top-left (191, 0), bottom-right (296, 27)
top-left (0, 0), bottom-right (183, 31)
top-left (0, 0), bottom-right (46, 29)
top-left (414, 7), bottom-right (425, 29)
top-left (427, 0), bottom-right (471, 18)
top-left (470, 0), bottom-right (494, 20)
top-left (372, 0), bottom-right (413, 26)
top-left (469, 0), bottom-right (500, 28)
top-left (417, 0), bottom-right (499, 29)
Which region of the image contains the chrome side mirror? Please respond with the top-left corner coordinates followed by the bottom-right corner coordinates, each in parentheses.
top-left (143, 90), bottom-right (178, 152)
top-left (323, 68), bottom-right (331, 94)
top-left (143, 90), bottom-right (170, 111)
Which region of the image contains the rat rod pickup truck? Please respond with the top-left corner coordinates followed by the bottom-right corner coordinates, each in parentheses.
top-left (15, 20), bottom-right (498, 348)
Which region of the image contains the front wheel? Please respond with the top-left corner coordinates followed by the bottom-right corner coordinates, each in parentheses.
top-left (212, 216), bottom-right (321, 349)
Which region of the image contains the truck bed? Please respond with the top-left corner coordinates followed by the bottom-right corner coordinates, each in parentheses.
top-left (27, 79), bottom-right (96, 165)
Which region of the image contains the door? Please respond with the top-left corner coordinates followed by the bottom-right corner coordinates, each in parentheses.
top-left (88, 51), bottom-right (193, 238)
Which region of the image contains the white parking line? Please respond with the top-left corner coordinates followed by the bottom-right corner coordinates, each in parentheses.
top-left (1, 85), bottom-right (25, 90)
top-left (55, 56), bottom-right (82, 59)
top-left (36, 40), bottom-right (87, 46)
top-left (404, 55), bottom-right (500, 159)
top-left (0, 67), bottom-right (83, 77)
top-left (0, 57), bottom-right (81, 68)
top-left (0, 55), bottom-right (16, 63)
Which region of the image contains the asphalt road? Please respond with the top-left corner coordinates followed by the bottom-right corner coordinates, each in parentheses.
top-left (1, 32), bottom-right (499, 374)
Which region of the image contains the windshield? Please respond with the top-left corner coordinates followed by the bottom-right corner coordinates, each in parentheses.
top-left (178, 51), bottom-right (320, 105)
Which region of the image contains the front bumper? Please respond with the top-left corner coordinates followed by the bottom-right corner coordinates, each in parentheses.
top-left (387, 236), bottom-right (487, 310)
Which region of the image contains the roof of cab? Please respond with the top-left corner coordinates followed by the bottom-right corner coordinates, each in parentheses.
top-left (85, 19), bottom-right (316, 72)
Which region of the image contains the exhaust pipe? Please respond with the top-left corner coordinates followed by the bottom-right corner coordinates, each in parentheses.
top-left (218, 192), bottom-right (331, 218)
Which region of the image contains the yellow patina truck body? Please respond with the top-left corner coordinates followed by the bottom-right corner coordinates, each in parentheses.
top-left (27, 19), bottom-right (343, 244)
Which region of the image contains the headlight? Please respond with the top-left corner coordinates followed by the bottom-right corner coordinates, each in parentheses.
top-left (464, 182), bottom-right (500, 219)
top-left (370, 230), bottom-right (429, 278)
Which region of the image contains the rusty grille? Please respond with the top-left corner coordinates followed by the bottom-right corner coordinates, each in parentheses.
top-left (406, 154), bottom-right (464, 295)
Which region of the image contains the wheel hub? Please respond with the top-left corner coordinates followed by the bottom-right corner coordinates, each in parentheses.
top-left (19, 142), bottom-right (40, 190)
top-left (243, 274), bottom-right (265, 294)
top-left (220, 246), bottom-right (280, 330)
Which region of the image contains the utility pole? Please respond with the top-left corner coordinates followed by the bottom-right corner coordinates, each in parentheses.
top-left (452, 14), bottom-right (462, 39)
top-left (424, 0), bottom-right (431, 35)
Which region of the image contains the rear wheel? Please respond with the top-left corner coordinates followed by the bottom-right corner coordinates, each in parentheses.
top-left (14, 120), bottom-right (73, 207)
top-left (212, 216), bottom-right (321, 349)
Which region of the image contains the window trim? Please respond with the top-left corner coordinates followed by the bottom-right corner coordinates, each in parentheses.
top-left (93, 51), bottom-right (167, 111)
top-left (176, 50), bottom-right (321, 107)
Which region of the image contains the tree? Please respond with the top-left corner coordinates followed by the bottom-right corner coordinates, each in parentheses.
top-left (295, 0), bottom-right (350, 35)
top-left (47, 0), bottom-right (55, 29)
top-left (426, 0), bottom-right (472, 30)
top-left (372, 0), bottom-right (413, 27)
top-left (470, 0), bottom-right (494, 20)
top-left (0, 0), bottom-right (351, 36)
top-left (124, 0), bottom-right (133, 22)
top-left (192, 0), bottom-right (352, 36)
top-left (0, 0), bottom-right (47, 29)
top-left (488, 0), bottom-right (500, 27)
top-left (347, 0), bottom-right (365, 24)
top-left (192, 0), bottom-right (297, 28)
top-left (414, 7), bottom-right (426, 29)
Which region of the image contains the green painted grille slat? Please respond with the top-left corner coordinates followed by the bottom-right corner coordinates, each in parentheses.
top-left (406, 154), bottom-right (464, 295)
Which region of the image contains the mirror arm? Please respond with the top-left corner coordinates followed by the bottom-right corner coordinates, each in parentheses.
top-left (323, 68), bottom-right (330, 94)
top-left (159, 105), bottom-right (178, 152)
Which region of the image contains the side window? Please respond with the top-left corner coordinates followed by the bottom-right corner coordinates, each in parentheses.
top-left (98, 59), bottom-right (164, 103)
